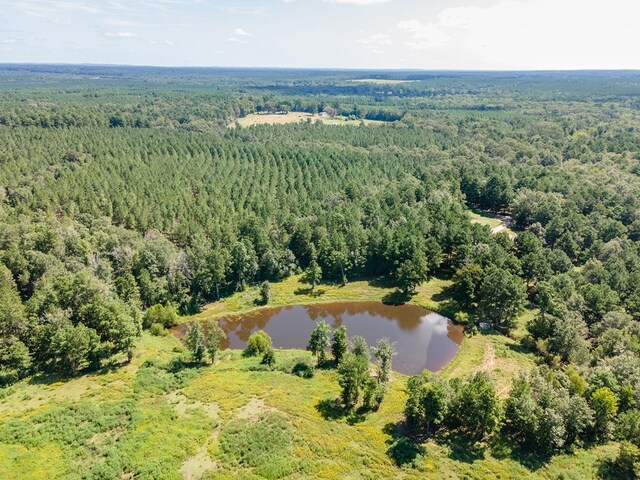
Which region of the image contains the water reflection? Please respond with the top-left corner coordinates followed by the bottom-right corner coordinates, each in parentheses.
top-left (172, 302), bottom-right (464, 374)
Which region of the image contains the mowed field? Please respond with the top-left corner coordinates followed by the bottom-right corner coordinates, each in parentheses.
top-left (232, 112), bottom-right (387, 128)
top-left (0, 276), bottom-right (614, 479)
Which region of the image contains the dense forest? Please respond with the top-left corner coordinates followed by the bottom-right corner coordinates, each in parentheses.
top-left (1, 66), bottom-right (640, 477)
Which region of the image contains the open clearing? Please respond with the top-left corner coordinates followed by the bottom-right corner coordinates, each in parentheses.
top-left (351, 79), bottom-right (415, 85)
top-left (231, 112), bottom-right (387, 128)
top-left (0, 332), bottom-right (612, 479)
top-left (468, 209), bottom-right (516, 238)
top-left (0, 276), bottom-right (610, 479)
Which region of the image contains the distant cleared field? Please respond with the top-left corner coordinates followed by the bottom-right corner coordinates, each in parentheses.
top-left (351, 79), bottom-right (415, 85)
top-left (232, 112), bottom-right (386, 127)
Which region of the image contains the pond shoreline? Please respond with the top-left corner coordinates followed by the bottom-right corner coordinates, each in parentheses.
top-left (173, 300), bottom-right (464, 375)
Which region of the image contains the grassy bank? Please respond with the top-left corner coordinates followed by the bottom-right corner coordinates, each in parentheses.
top-left (189, 274), bottom-right (534, 392)
top-left (189, 274), bottom-right (452, 322)
top-left (1, 276), bottom-right (610, 479)
top-left (0, 332), bottom-right (615, 479)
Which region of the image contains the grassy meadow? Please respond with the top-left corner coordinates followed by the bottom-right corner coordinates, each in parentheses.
top-left (232, 112), bottom-right (386, 128)
top-left (0, 275), bottom-right (619, 479)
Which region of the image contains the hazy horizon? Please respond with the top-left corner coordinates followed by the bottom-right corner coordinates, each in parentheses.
top-left (3, 63), bottom-right (640, 73)
top-left (1, 0), bottom-right (638, 70)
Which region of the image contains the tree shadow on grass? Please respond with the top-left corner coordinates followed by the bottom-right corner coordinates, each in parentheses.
top-left (383, 422), bottom-right (425, 467)
top-left (294, 287), bottom-right (326, 297)
top-left (436, 430), bottom-right (486, 464)
top-left (596, 457), bottom-right (623, 480)
top-left (28, 372), bottom-right (66, 385)
top-left (366, 276), bottom-right (396, 289)
top-left (505, 341), bottom-right (534, 356)
top-left (346, 409), bottom-right (368, 425)
top-left (318, 358), bottom-right (337, 369)
top-left (315, 398), bottom-right (368, 424)
top-left (28, 357), bottom-right (129, 385)
top-left (315, 398), bottom-right (346, 420)
top-left (382, 289), bottom-right (412, 306)
top-left (489, 435), bottom-right (551, 471)
top-left (95, 359), bottom-right (130, 375)
top-left (431, 283), bottom-right (466, 319)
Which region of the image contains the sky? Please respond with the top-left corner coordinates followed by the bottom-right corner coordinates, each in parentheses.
top-left (0, 0), bottom-right (638, 70)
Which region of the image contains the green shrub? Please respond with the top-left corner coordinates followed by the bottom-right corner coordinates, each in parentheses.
top-left (259, 281), bottom-right (271, 305)
top-left (454, 311), bottom-right (469, 324)
top-left (149, 323), bottom-right (166, 336)
top-left (0, 385), bottom-right (16, 400)
top-left (291, 360), bottom-right (315, 379)
top-left (261, 347), bottom-right (276, 368)
top-left (617, 410), bottom-right (640, 446)
top-left (134, 362), bottom-right (177, 394)
top-left (245, 330), bottom-right (272, 357)
top-left (144, 303), bottom-right (179, 329)
top-left (611, 442), bottom-right (640, 478)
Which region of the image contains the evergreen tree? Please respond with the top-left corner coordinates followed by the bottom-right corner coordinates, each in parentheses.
top-left (258, 281), bottom-right (271, 305)
top-left (351, 336), bottom-right (369, 360)
top-left (337, 352), bottom-right (369, 410)
top-left (448, 372), bottom-right (503, 440)
top-left (478, 266), bottom-right (526, 331)
top-left (373, 338), bottom-right (394, 385)
top-left (303, 259), bottom-right (322, 291)
top-left (185, 321), bottom-right (206, 362)
top-left (331, 325), bottom-right (349, 364)
top-left (205, 319), bottom-right (226, 364)
top-left (307, 321), bottom-right (331, 365)
top-left (261, 347), bottom-right (276, 367)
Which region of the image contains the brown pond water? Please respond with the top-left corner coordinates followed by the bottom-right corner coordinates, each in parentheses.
top-left (173, 302), bottom-right (464, 375)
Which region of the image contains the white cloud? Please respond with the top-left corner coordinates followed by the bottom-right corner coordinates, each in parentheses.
top-left (218, 5), bottom-right (268, 15)
top-left (357, 33), bottom-right (392, 48)
top-left (324, 0), bottom-right (392, 5)
top-left (232, 28), bottom-right (251, 37)
top-left (397, 19), bottom-right (450, 50)
top-left (55, 1), bottom-right (103, 14)
top-left (228, 27), bottom-right (251, 44)
top-left (104, 31), bottom-right (137, 38)
top-left (397, 0), bottom-right (640, 69)
top-left (106, 18), bottom-right (191, 28)
top-left (0, 0), bottom-right (638, 69)
top-left (164, 40), bottom-right (175, 46)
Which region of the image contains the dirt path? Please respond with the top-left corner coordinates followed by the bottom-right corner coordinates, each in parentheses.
top-left (491, 215), bottom-right (516, 239)
top-left (481, 341), bottom-right (496, 372)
